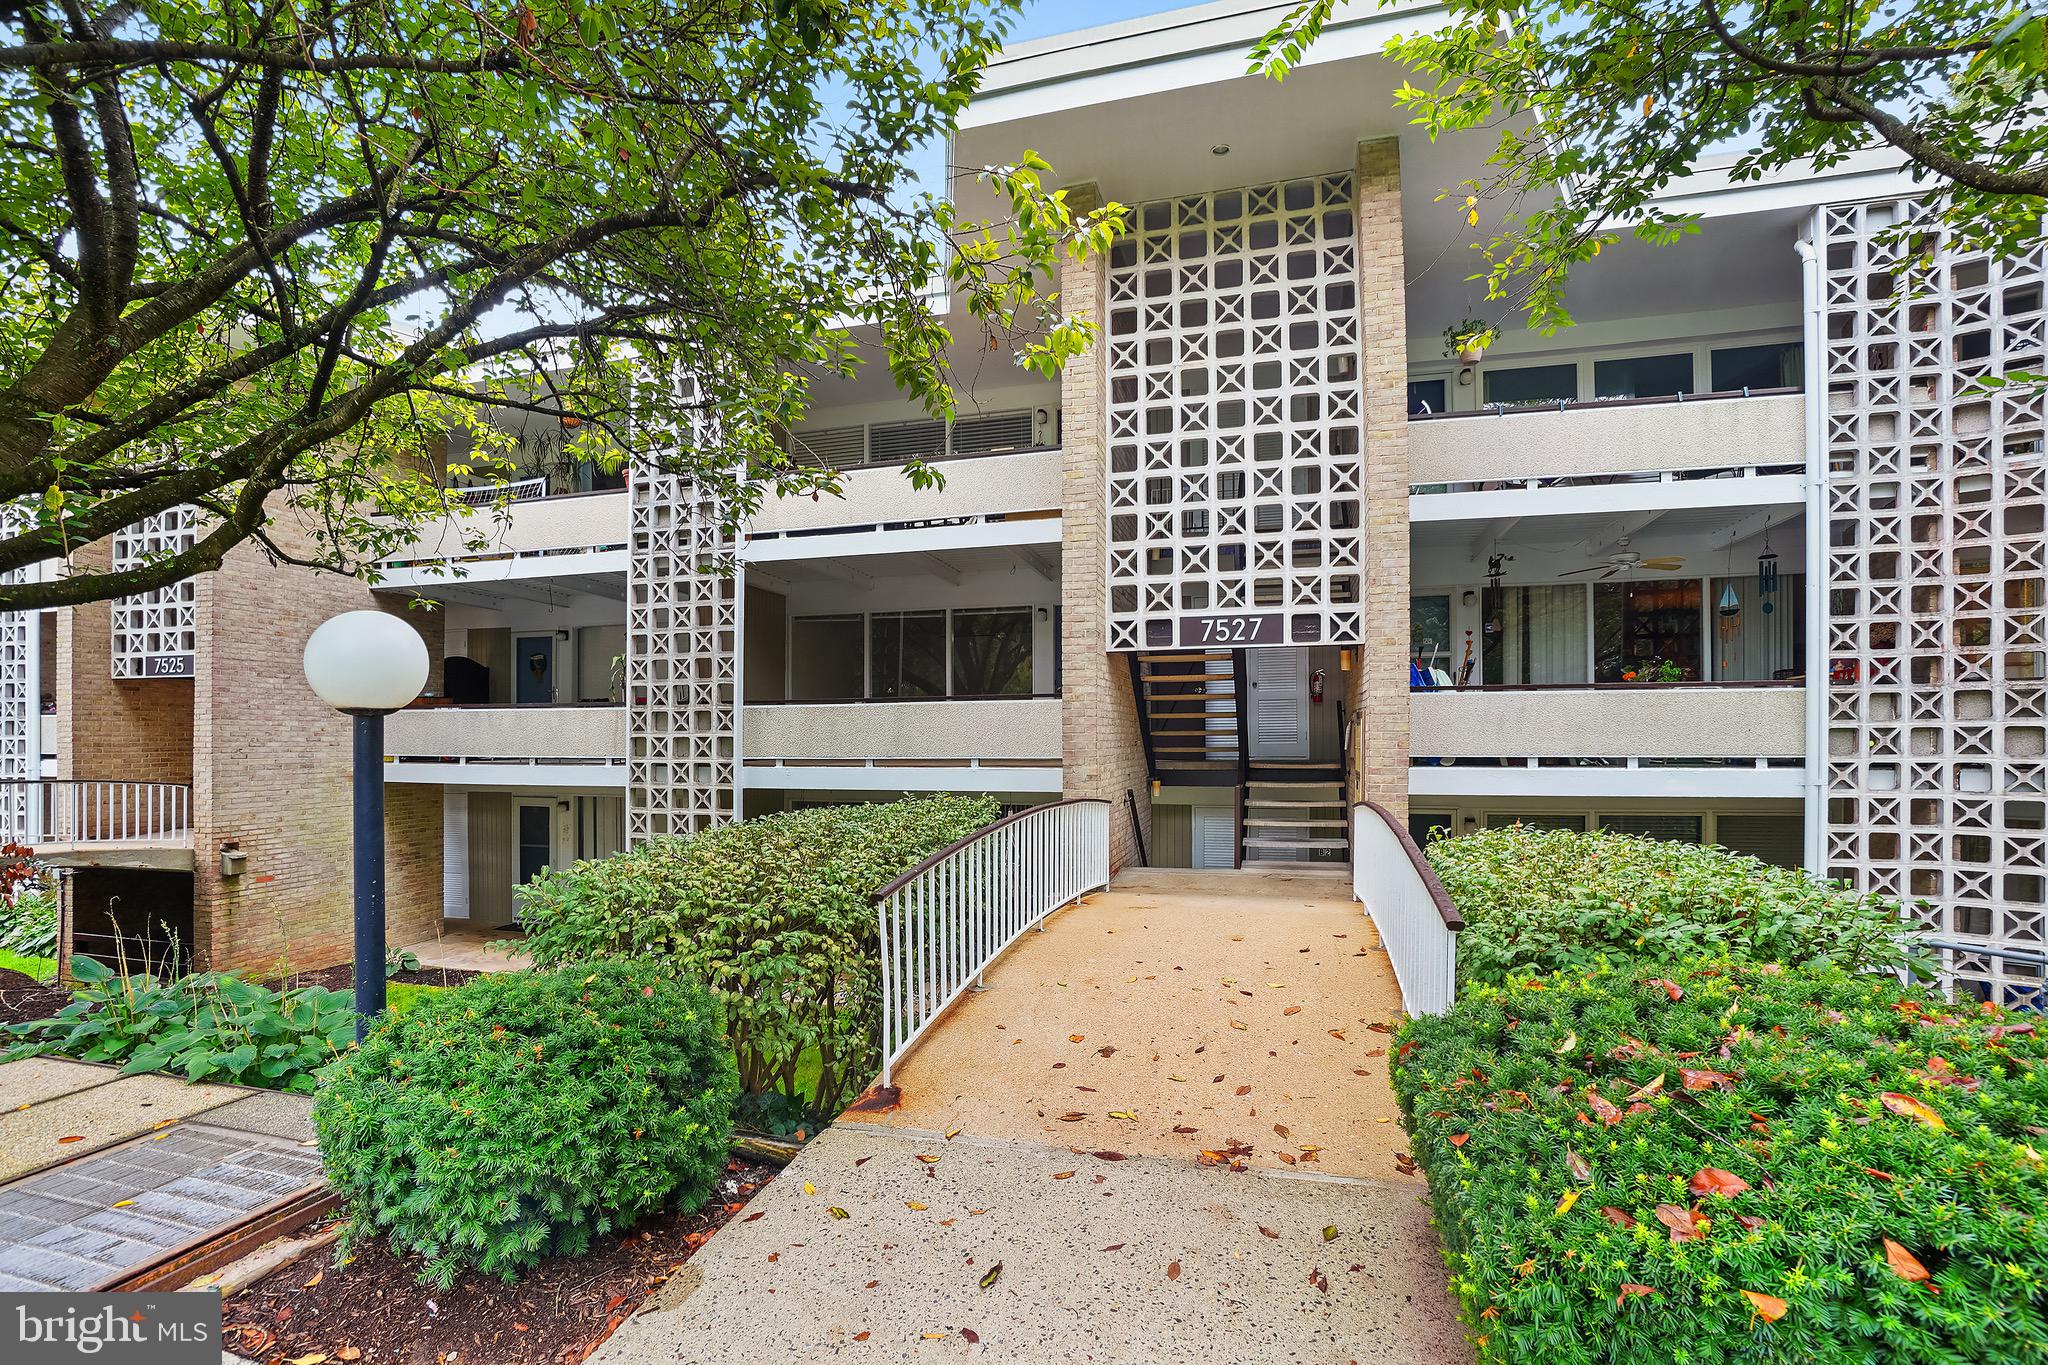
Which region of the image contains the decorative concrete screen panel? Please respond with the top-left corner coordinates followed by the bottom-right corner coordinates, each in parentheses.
top-left (0, 504), bottom-right (33, 837)
top-left (1819, 199), bottom-right (2048, 1008)
top-left (626, 469), bottom-right (739, 843)
top-left (110, 507), bottom-right (198, 678)
top-left (1104, 173), bottom-right (1364, 651)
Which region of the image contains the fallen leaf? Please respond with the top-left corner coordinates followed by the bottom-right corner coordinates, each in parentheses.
top-left (945, 1127), bottom-right (961, 1141)
top-left (1883, 1238), bottom-right (1931, 1283)
top-left (1309, 1266), bottom-right (1328, 1294)
top-left (1283, 1005), bottom-right (1301, 1017)
top-left (1690, 1167), bottom-right (1750, 1198)
top-left (1052, 1171), bottom-right (1075, 1180)
top-left (1449, 1133), bottom-right (1470, 1148)
top-left (1093, 1150), bottom-right (1126, 1161)
top-left (1742, 1289), bottom-right (1788, 1322)
top-left (1566, 1149), bottom-right (1591, 1182)
top-left (288, 1355), bottom-right (329, 1365)
top-left (980, 1262), bottom-right (1002, 1289)
top-left (302, 1270), bottom-right (323, 1290)
top-left (743, 1211), bottom-right (765, 1222)
top-left (1680, 1067), bottom-right (1736, 1091)
top-left (1554, 1032), bottom-right (1578, 1055)
top-left (1654, 1203), bottom-right (1700, 1243)
top-left (906, 1201), bottom-right (927, 1211)
top-left (337, 1349), bottom-right (362, 1361)
top-left (803, 1181), bottom-right (816, 1196)
top-left (1554, 1188), bottom-right (1581, 1215)
top-left (829, 1207), bottom-right (850, 1220)
top-left (1109, 1110), bottom-right (1138, 1121)
top-left (1647, 978), bottom-right (1685, 1002)
top-left (1101, 1243), bottom-right (1124, 1252)
top-left (56, 1135), bottom-right (84, 1144)
top-left (1275, 1150), bottom-right (1296, 1165)
top-left (853, 1331), bottom-right (870, 1342)
top-left (1229, 1020), bottom-right (1247, 1031)
top-left (1273, 1123), bottom-right (1290, 1139)
top-left (915, 1154), bottom-right (941, 1164)
top-left (1057, 1112), bottom-right (1086, 1122)
top-left (1234, 1084), bottom-right (1252, 1096)
top-left (1627, 1072), bottom-right (1666, 1101)
top-left (1617, 1284), bottom-right (1657, 1306)
top-left (962, 1328), bottom-right (981, 1344)
top-left (1879, 1092), bottom-right (1947, 1131)
top-left (1166, 1260), bottom-right (1181, 1280)
top-left (111, 1199), bottom-right (135, 1209)
top-left (1586, 1092), bottom-right (1623, 1126)
top-left (1069, 1034), bottom-right (1086, 1043)
top-left (1322, 1225), bottom-right (1338, 1241)
top-left (1600, 1207), bottom-right (1636, 1229)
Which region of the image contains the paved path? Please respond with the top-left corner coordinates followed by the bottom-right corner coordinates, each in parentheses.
top-left (596, 868), bottom-right (1471, 1364)
top-left (0, 1059), bottom-right (319, 1291)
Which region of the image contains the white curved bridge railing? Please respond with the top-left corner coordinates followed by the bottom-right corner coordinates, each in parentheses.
top-left (873, 798), bottom-right (1110, 1089)
top-left (1352, 800), bottom-right (1463, 1017)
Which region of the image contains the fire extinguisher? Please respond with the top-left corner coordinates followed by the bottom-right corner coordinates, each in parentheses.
top-left (1309, 668), bottom-right (1326, 704)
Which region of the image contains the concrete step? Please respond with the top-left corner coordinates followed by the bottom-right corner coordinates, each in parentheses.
top-left (1244, 835), bottom-right (1351, 851)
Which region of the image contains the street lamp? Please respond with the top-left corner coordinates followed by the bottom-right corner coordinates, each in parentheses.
top-left (303, 611), bottom-right (429, 1037)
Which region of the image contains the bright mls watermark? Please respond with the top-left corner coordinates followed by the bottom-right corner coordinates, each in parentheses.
top-left (2, 1294), bottom-right (218, 1365)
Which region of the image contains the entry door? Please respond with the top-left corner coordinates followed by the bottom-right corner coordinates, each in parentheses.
top-left (1247, 648), bottom-right (1310, 761)
top-left (516, 803), bottom-right (553, 891)
top-left (1191, 807), bottom-right (1236, 869)
top-left (515, 635), bottom-right (556, 704)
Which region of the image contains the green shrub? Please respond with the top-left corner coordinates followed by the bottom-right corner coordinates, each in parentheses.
top-left (3, 956), bottom-right (354, 1091)
top-left (515, 795), bottom-right (997, 1116)
top-left (1427, 827), bottom-right (1919, 990)
top-left (315, 962), bottom-right (737, 1288)
top-left (1394, 957), bottom-right (2048, 1364)
top-left (0, 887), bottom-right (57, 959)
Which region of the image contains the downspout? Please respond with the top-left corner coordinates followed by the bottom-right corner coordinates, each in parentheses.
top-left (1794, 219), bottom-right (1828, 875)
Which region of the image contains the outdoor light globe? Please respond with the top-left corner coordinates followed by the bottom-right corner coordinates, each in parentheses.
top-left (303, 610), bottom-right (429, 714)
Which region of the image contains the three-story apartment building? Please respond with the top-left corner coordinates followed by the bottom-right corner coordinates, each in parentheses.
top-left (8, 0), bottom-right (2040, 1009)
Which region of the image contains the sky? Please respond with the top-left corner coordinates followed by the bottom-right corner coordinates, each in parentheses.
top-left (1008, 0), bottom-right (1186, 41)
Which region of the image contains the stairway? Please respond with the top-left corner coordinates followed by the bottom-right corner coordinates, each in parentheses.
top-left (1131, 652), bottom-right (1240, 782)
top-left (1240, 780), bottom-right (1350, 866)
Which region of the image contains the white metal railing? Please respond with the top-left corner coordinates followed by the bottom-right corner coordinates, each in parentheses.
top-left (1, 780), bottom-right (193, 847)
top-left (448, 476), bottom-right (548, 507)
top-left (1352, 801), bottom-right (1462, 1016)
top-left (875, 798), bottom-right (1110, 1087)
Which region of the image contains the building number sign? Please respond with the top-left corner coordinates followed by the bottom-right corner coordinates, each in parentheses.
top-left (1177, 614), bottom-right (1283, 647)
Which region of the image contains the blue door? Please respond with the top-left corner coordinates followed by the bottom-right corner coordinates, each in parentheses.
top-left (516, 636), bottom-right (555, 704)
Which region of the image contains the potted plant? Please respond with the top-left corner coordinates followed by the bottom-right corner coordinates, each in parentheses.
top-left (1442, 318), bottom-right (1496, 364)
top-left (1619, 657), bottom-right (1684, 684)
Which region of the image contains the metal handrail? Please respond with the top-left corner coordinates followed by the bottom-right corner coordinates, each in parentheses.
top-left (1, 779), bottom-right (193, 847)
top-left (873, 798), bottom-right (1110, 1088)
top-left (448, 476), bottom-right (548, 506)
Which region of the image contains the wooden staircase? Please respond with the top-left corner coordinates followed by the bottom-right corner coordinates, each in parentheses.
top-left (1130, 651), bottom-right (1243, 786)
top-left (1240, 780), bottom-right (1351, 865)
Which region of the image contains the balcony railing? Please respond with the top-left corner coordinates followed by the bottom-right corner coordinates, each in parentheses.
top-left (1408, 389), bottom-right (1805, 486)
top-left (2, 780), bottom-right (193, 848)
top-left (1410, 683), bottom-right (1806, 761)
top-left (447, 476), bottom-right (549, 507)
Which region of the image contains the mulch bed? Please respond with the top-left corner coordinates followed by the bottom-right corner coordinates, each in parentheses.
top-left (0, 966), bottom-right (70, 1028)
top-left (281, 963), bottom-right (491, 992)
top-left (222, 1160), bottom-right (776, 1365)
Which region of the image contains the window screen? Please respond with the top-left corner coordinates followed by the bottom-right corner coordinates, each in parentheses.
top-left (1599, 813), bottom-right (1704, 843)
top-left (1594, 352), bottom-right (1693, 400)
top-left (1483, 363), bottom-right (1577, 407)
top-left (790, 615), bottom-right (864, 699)
top-left (1715, 814), bottom-right (1803, 869)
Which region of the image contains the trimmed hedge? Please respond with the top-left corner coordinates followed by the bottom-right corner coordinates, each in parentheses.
top-left (1395, 957), bottom-right (2048, 1364)
top-left (514, 795), bottom-right (999, 1117)
top-left (1426, 827), bottom-right (1917, 990)
top-left (315, 963), bottom-right (736, 1288)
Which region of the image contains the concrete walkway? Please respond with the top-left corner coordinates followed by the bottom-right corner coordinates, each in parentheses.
top-left (595, 868), bottom-right (1471, 1364)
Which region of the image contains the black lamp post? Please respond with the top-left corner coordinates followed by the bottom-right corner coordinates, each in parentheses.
top-left (303, 611), bottom-right (429, 1038)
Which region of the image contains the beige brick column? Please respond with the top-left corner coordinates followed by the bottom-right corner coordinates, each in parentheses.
top-left (54, 540), bottom-right (194, 786)
top-left (1058, 182), bottom-right (1152, 868)
top-left (1350, 139), bottom-right (1410, 818)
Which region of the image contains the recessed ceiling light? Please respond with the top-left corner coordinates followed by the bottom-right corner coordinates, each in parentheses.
top-left (1211, 144), bottom-right (1230, 156)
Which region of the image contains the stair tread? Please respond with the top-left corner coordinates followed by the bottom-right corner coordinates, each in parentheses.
top-left (1245, 816), bottom-right (1347, 827)
top-left (1140, 652), bottom-right (1232, 663)
top-left (1244, 837), bottom-right (1351, 851)
top-left (1144, 673), bottom-right (1237, 684)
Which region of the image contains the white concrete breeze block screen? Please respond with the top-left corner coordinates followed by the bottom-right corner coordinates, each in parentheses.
top-left (626, 468), bottom-right (739, 843)
top-left (110, 506), bottom-right (198, 678)
top-left (1820, 199), bottom-right (2048, 1008)
top-left (1104, 173), bottom-right (1365, 652)
top-left (0, 504), bottom-right (33, 836)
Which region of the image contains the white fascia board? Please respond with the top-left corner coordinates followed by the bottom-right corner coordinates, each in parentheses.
top-left (1408, 765), bottom-right (1805, 800)
top-left (1650, 148), bottom-right (1921, 221)
top-left (741, 515), bottom-right (1062, 565)
top-left (963, 0), bottom-right (1446, 129)
top-left (385, 761), bottom-right (627, 790)
top-left (372, 546), bottom-right (629, 591)
top-left (740, 764), bottom-right (1064, 793)
top-left (1410, 473), bottom-right (1806, 523)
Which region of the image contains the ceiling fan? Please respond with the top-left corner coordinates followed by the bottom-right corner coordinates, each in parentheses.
top-left (1560, 539), bottom-right (1686, 579)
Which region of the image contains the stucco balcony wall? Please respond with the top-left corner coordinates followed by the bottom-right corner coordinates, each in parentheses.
top-left (1409, 393), bottom-right (1804, 485)
top-left (383, 490), bottom-right (629, 564)
top-left (751, 448), bottom-right (1062, 534)
top-left (741, 699), bottom-right (1061, 762)
top-left (1410, 685), bottom-right (1805, 760)
top-left (386, 704), bottom-right (627, 761)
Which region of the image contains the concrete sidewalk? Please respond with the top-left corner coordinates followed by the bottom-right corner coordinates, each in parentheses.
top-left (594, 869), bottom-right (1471, 1364)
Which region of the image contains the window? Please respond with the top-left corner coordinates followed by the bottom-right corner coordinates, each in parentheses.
top-left (1410, 594), bottom-right (1451, 668)
top-left (1407, 378), bottom-right (1447, 416)
top-left (1709, 573), bottom-right (1805, 680)
top-left (790, 615), bottom-right (865, 699)
top-left (951, 609), bottom-right (1034, 695)
top-left (1483, 362), bottom-right (1577, 407)
top-left (1711, 342), bottom-right (1803, 391)
top-left (1484, 585), bottom-right (1588, 685)
top-left (1487, 812), bottom-right (1589, 833)
top-left (1599, 813), bottom-right (1703, 843)
top-left (1408, 813), bottom-right (1455, 846)
top-left (870, 611), bottom-right (946, 698)
top-left (1594, 352), bottom-right (1692, 400)
top-left (1594, 579), bottom-right (1702, 682)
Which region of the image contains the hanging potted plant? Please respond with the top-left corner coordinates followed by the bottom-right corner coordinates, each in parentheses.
top-left (1442, 318), bottom-right (1496, 365)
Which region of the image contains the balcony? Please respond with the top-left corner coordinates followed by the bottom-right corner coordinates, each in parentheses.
top-left (3, 780), bottom-right (194, 870)
top-left (1408, 683), bottom-right (1806, 799)
top-left (384, 704), bottom-right (626, 787)
top-left (747, 447), bottom-right (1063, 562)
top-left (741, 697), bottom-right (1062, 792)
top-left (374, 486), bottom-right (629, 594)
top-left (1409, 390), bottom-right (1805, 489)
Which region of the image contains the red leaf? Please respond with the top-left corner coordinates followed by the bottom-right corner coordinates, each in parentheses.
top-left (1616, 1283), bottom-right (1656, 1306)
top-left (1883, 1238), bottom-right (1931, 1283)
top-left (1599, 1206), bottom-right (1636, 1229)
top-left (1449, 1133), bottom-right (1470, 1148)
top-left (1646, 977), bottom-right (1685, 1001)
top-left (1586, 1091), bottom-right (1623, 1126)
top-left (1689, 1167), bottom-right (1750, 1198)
top-left (1654, 1203), bottom-right (1700, 1243)
top-left (1680, 1068), bottom-right (1736, 1091)
top-left (1742, 1289), bottom-right (1788, 1322)
top-left (961, 1328), bottom-right (981, 1344)
top-left (1166, 1260), bottom-right (1181, 1281)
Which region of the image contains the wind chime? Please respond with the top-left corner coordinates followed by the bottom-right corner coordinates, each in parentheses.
top-left (1716, 532), bottom-right (1781, 673)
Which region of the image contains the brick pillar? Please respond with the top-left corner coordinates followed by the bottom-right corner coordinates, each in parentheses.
top-left (1351, 139), bottom-right (1410, 818)
top-left (54, 540), bottom-right (194, 786)
top-left (1058, 182), bottom-right (1152, 868)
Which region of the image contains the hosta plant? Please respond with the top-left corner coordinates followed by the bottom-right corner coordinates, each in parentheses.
top-left (515, 795), bottom-right (998, 1115)
top-left (1395, 957), bottom-right (2048, 1364)
top-left (315, 963), bottom-right (737, 1288)
top-left (1426, 827), bottom-right (1920, 991)
top-left (3, 956), bottom-right (355, 1092)
top-left (0, 886), bottom-right (57, 959)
